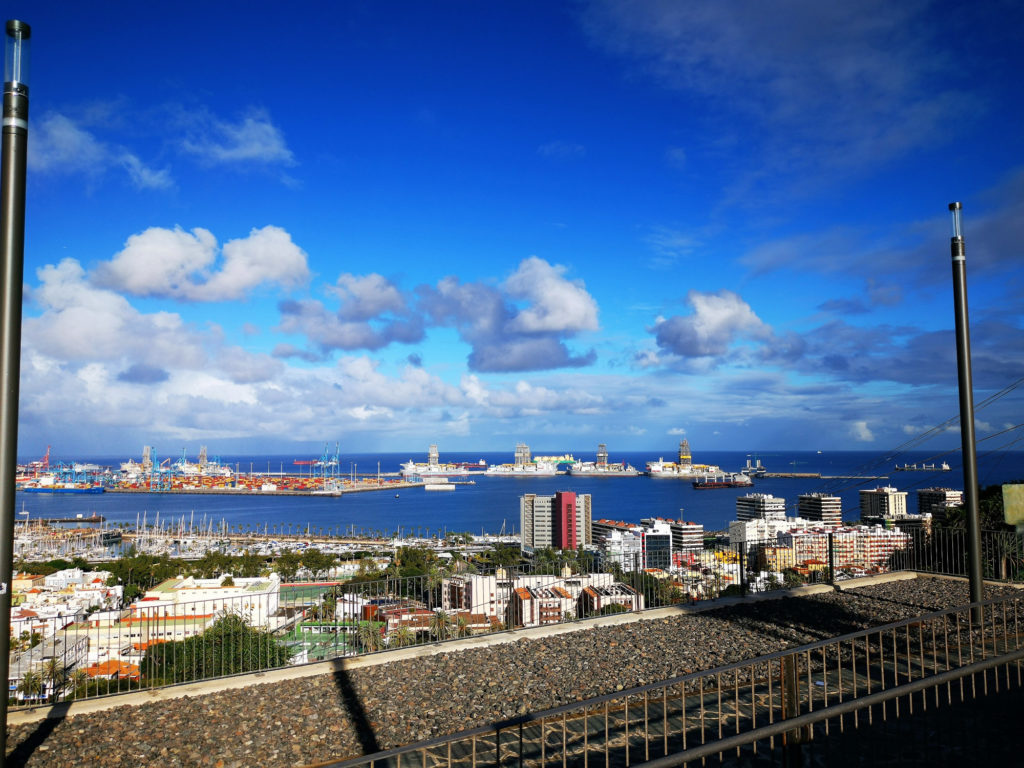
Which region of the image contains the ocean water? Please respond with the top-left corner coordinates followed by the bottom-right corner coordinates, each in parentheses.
top-left (17, 450), bottom-right (1024, 538)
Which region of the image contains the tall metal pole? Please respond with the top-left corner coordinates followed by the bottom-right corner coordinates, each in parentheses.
top-left (0, 19), bottom-right (29, 761)
top-left (949, 201), bottom-right (983, 621)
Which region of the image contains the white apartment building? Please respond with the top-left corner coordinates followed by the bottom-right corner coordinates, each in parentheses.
top-left (442, 570), bottom-right (621, 624)
top-left (860, 486), bottom-right (908, 522)
top-left (736, 493), bottom-right (787, 522)
top-left (640, 517), bottom-right (705, 553)
top-left (729, 517), bottom-right (812, 553)
top-left (798, 493), bottom-right (844, 527)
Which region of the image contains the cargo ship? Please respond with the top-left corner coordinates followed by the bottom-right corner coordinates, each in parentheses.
top-left (692, 473), bottom-right (754, 490)
top-left (894, 462), bottom-right (951, 472)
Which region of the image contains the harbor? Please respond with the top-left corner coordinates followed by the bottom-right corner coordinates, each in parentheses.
top-left (11, 447), bottom-right (1019, 567)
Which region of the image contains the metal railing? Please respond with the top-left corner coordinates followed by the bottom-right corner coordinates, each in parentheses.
top-left (9, 527), bottom-right (1023, 709)
top-left (323, 591), bottom-right (1024, 768)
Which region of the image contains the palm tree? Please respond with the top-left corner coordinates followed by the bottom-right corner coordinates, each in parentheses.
top-left (41, 658), bottom-right (66, 703)
top-left (429, 609), bottom-right (453, 641)
top-left (455, 613), bottom-right (471, 638)
top-left (17, 668), bottom-right (43, 702)
top-left (69, 668), bottom-right (90, 699)
top-left (356, 622), bottom-right (382, 653)
top-left (389, 625), bottom-right (416, 648)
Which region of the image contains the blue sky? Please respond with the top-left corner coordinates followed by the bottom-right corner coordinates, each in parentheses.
top-left (8, 1), bottom-right (1024, 458)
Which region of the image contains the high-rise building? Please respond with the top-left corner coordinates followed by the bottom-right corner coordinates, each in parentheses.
top-left (520, 492), bottom-right (592, 554)
top-left (736, 493), bottom-right (787, 522)
top-left (917, 487), bottom-right (963, 523)
top-left (860, 486), bottom-right (908, 524)
top-left (798, 493), bottom-right (843, 527)
top-left (640, 517), bottom-right (704, 553)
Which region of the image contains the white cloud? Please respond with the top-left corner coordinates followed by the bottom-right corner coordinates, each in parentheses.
top-left (667, 427), bottom-right (687, 435)
top-left (30, 113), bottom-right (170, 189)
top-left (119, 154), bottom-right (173, 190)
top-left (504, 257), bottom-right (599, 334)
top-left (181, 109), bottom-right (294, 165)
top-left (330, 273), bottom-right (408, 321)
top-left (653, 290), bottom-right (772, 358)
top-left (95, 225), bottom-right (310, 301)
top-left (850, 420), bottom-right (875, 442)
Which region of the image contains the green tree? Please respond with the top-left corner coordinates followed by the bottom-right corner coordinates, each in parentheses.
top-left (41, 657), bottom-right (66, 701)
top-left (68, 668), bottom-right (90, 700)
top-left (142, 613), bottom-right (291, 684)
top-left (274, 550), bottom-right (303, 582)
top-left (17, 668), bottom-right (43, 701)
top-left (356, 621), bottom-right (383, 652)
top-left (429, 609), bottom-right (453, 641)
top-left (389, 625), bottom-right (416, 648)
top-left (302, 548), bottom-right (336, 580)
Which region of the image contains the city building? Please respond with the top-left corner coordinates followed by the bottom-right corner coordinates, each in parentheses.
top-left (729, 517), bottom-right (812, 553)
top-left (442, 569), bottom-right (639, 626)
top-left (8, 635), bottom-right (90, 703)
top-left (736, 493), bottom-right (787, 522)
top-left (520, 492), bottom-right (593, 554)
top-left (798, 493), bottom-right (844, 527)
top-left (860, 486), bottom-right (908, 524)
top-left (917, 487), bottom-right (964, 524)
top-left (640, 517), bottom-right (705, 554)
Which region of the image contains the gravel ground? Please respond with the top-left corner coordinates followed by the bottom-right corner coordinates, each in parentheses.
top-left (5, 577), bottom-right (1018, 768)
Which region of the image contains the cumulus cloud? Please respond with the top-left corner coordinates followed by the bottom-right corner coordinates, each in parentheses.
top-left (420, 257), bottom-right (599, 372)
top-left (94, 225), bottom-right (310, 301)
top-left (277, 272), bottom-right (423, 354)
top-left (850, 420), bottom-right (875, 442)
top-left (330, 273), bottom-right (409, 321)
top-left (25, 258), bottom-right (279, 388)
top-left (181, 109), bottom-right (294, 166)
top-left (278, 297), bottom-right (424, 352)
top-left (504, 257), bottom-right (599, 334)
top-left (117, 363), bottom-right (170, 384)
top-left (652, 290), bottom-right (772, 358)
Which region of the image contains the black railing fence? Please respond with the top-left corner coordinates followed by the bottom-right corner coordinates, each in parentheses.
top-left (8, 527), bottom-right (1023, 709)
top-left (324, 591), bottom-right (1024, 768)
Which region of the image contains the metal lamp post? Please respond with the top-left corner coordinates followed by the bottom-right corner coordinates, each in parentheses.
top-left (949, 202), bottom-right (983, 622)
top-left (0, 18), bottom-right (30, 760)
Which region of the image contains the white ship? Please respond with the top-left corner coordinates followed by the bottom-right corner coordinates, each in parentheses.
top-left (484, 461), bottom-right (558, 476)
top-left (645, 439), bottom-right (720, 478)
top-left (568, 443), bottom-right (639, 476)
